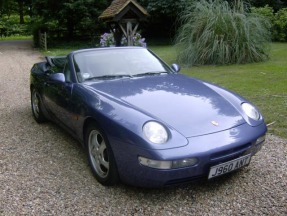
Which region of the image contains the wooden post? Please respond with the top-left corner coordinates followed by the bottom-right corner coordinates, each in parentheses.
top-left (109, 23), bottom-right (123, 47)
top-left (43, 32), bottom-right (47, 51)
top-left (119, 19), bottom-right (139, 46)
top-left (39, 31), bottom-right (47, 51)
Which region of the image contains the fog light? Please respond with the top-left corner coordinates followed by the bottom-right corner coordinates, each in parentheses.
top-left (255, 135), bottom-right (266, 145)
top-left (172, 158), bottom-right (198, 168)
top-left (138, 156), bottom-right (198, 170)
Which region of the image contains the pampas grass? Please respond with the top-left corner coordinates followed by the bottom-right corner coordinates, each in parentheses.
top-left (175, 0), bottom-right (271, 66)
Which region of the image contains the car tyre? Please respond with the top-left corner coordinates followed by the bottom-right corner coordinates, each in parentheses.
top-left (31, 88), bottom-right (46, 123)
top-left (85, 124), bottom-right (119, 186)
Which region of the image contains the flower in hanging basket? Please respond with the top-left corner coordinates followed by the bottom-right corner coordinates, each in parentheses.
top-left (100, 33), bottom-right (115, 47)
top-left (100, 32), bottom-right (146, 47)
top-left (133, 33), bottom-right (146, 47)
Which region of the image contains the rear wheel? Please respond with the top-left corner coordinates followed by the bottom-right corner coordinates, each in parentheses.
top-left (85, 124), bottom-right (119, 186)
top-left (31, 88), bottom-right (46, 123)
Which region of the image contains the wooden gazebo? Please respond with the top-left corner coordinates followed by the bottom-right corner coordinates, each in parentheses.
top-left (99, 0), bottom-right (149, 46)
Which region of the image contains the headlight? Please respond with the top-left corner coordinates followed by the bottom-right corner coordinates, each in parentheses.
top-left (143, 121), bottom-right (168, 144)
top-left (241, 103), bottom-right (260, 120)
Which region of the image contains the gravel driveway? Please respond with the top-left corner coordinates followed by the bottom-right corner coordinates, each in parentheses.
top-left (0, 40), bottom-right (286, 215)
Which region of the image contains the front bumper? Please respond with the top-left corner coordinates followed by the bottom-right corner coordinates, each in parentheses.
top-left (111, 123), bottom-right (267, 187)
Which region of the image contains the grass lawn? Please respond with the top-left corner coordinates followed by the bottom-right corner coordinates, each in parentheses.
top-left (0, 35), bottom-right (32, 41)
top-left (43, 43), bottom-right (287, 138)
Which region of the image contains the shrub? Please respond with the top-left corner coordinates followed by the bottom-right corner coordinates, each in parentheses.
top-left (251, 6), bottom-right (287, 42)
top-left (175, 0), bottom-right (271, 66)
top-left (0, 15), bottom-right (31, 37)
top-left (273, 8), bottom-right (287, 42)
top-left (251, 5), bottom-right (274, 21)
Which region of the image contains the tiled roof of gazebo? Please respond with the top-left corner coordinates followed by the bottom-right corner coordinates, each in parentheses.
top-left (99, 0), bottom-right (149, 21)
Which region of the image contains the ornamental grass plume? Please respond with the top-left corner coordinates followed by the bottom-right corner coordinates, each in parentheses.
top-left (175, 0), bottom-right (271, 66)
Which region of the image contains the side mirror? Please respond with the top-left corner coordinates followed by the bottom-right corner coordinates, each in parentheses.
top-left (171, 64), bottom-right (181, 73)
top-left (49, 73), bottom-right (65, 83)
top-left (45, 69), bottom-right (53, 75)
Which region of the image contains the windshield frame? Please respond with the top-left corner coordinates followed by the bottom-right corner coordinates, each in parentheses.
top-left (71, 47), bottom-right (174, 83)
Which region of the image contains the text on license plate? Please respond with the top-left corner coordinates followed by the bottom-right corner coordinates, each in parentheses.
top-left (208, 154), bottom-right (251, 179)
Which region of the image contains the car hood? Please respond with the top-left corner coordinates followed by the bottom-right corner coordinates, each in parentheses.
top-left (85, 74), bottom-right (246, 137)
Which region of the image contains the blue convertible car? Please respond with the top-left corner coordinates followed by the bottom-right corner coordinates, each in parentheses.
top-left (30, 47), bottom-right (267, 187)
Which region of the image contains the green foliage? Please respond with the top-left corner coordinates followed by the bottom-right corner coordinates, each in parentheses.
top-left (31, 0), bottom-right (109, 41)
top-left (137, 0), bottom-right (286, 40)
top-left (1, 0), bottom-right (287, 43)
top-left (0, 0), bottom-right (31, 24)
top-left (252, 6), bottom-right (287, 42)
top-left (249, 0), bottom-right (287, 11)
top-left (175, 0), bottom-right (271, 66)
top-left (138, 0), bottom-right (195, 38)
top-left (273, 8), bottom-right (287, 42)
top-left (0, 35), bottom-right (31, 40)
top-left (0, 0), bottom-right (18, 16)
top-left (139, 0), bottom-right (190, 17)
top-left (251, 5), bottom-right (274, 21)
top-left (0, 15), bottom-right (30, 37)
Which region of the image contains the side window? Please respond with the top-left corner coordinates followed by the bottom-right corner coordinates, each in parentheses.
top-left (64, 61), bottom-right (72, 83)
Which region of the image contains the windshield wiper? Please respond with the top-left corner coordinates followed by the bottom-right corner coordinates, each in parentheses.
top-left (132, 72), bottom-right (168, 77)
top-left (84, 74), bottom-right (132, 81)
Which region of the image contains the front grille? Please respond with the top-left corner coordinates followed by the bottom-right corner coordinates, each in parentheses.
top-left (210, 142), bottom-right (251, 161)
top-left (164, 175), bottom-right (206, 186)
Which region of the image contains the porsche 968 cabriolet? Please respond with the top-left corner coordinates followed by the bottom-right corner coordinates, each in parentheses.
top-left (30, 47), bottom-right (267, 187)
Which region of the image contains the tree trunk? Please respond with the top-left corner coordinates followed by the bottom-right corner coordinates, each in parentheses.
top-left (67, 16), bottom-right (75, 40)
top-left (18, 0), bottom-right (24, 24)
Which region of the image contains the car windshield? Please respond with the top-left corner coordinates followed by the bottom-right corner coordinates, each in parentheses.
top-left (73, 48), bottom-right (172, 82)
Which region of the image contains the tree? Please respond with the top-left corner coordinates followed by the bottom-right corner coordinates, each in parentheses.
top-left (0, 0), bottom-right (17, 17)
top-left (31, 0), bottom-right (110, 39)
top-left (0, 0), bottom-right (31, 23)
top-left (138, 0), bottom-right (188, 17)
top-left (249, 0), bottom-right (287, 11)
top-left (137, 0), bottom-right (194, 39)
top-left (17, 0), bottom-right (25, 24)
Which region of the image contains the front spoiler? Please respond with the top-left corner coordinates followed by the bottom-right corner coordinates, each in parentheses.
top-left (111, 122), bottom-right (267, 187)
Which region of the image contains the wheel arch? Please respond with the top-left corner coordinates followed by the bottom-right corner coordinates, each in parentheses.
top-left (83, 117), bottom-right (103, 147)
top-left (30, 84), bottom-right (35, 91)
top-left (83, 117), bottom-right (120, 185)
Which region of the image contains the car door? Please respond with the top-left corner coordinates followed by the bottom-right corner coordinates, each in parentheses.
top-left (43, 60), bottom-right (76, 131)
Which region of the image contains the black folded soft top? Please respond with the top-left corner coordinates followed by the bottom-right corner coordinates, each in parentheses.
top-left (45, 56), bottom-right (66, 69)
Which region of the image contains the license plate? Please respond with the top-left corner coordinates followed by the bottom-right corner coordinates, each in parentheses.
top-left (208, 154), bottom-right (251, 179)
